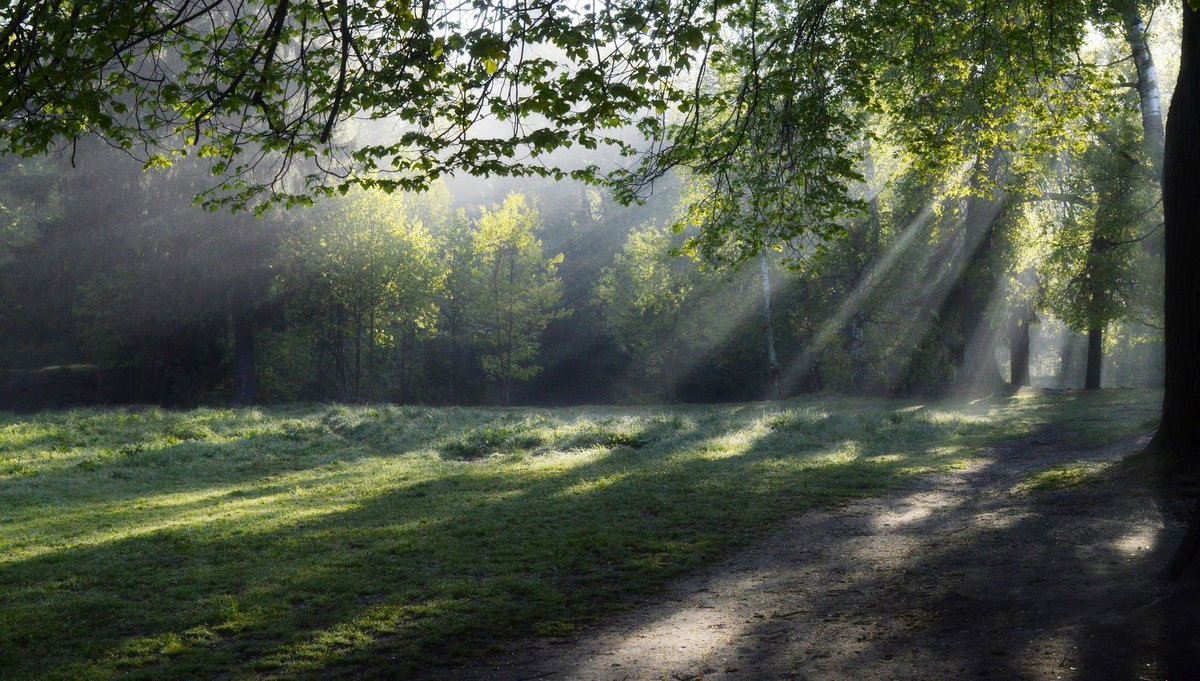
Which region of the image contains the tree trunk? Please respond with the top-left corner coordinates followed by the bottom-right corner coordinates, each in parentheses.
top-left (959, 311), bottom-right (1003, 393)
top-left (1085, 325), bottom-right (1103, 390)
top-left (503, 253), bottom-right (516, 406)
top-left (1154, 0), bottom-right (1200, 583)
top-left (1153, 0), bottom-right (1200, 476)
top-left (847, 313), bottom-right (867, 391)
top-left (579, 182), bottom-right (594, 225)
top-left (449, 310), bottom-right (460, 404)
top-left (1122, 2), bottom-right (1166, 176)
top-left (666, 309), bottom-right (681, 403)
top-left (231, 311), bottom-right (257, 405)
top-left (333, 305), bottom-right (347, 400)
top-left (900, 149), bottom-right (1006, 396)
top-left (1009, 311), bottom-right (1031, 387)
top-left (367, 306), bottom-right (376, 401)
top-left (406, 324), bottom-right (417, 401)
top-left (316, 330), bottom-right (326, 401)
top-left (1059, 330), bottom-right (1081, 388)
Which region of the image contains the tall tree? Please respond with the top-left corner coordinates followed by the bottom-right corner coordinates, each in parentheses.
top-left (0, 144), bottom-right (283, 404)
top-left (1042, 114), bottom-right (1154, 390)
top-left (1099, 0), bottom-right (1168, 175)
top-left (470, 194), bottom-right (563, 405)
top-left (1156, 2), bottom-right (1200, 473)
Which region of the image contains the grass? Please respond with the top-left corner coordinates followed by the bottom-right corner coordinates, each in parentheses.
top-left (1013, 462), bottom-right (1113, 494)
top-left (0, 389), bottom-right (1159, 679)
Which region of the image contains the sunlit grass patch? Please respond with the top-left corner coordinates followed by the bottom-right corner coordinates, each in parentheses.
top-left (0, 390), bottom-right (1159, 679)
top-left (1013, 461), bottom-right (1113, 494)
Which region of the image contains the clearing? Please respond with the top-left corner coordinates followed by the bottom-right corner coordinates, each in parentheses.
top-left (1, 390), bottom-right (1191, 679)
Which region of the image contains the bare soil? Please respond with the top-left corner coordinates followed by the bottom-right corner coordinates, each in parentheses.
top-left (428, 429), bottom-right (1199, 681)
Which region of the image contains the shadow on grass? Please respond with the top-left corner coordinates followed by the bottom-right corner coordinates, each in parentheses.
top-left (0, 391), bottom-right (1163, 680)
top-left (672, 425), bottom-right (1191, 681)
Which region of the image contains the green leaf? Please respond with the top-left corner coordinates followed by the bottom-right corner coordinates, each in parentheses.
top-left (143, 155), bottom-right (173, 171)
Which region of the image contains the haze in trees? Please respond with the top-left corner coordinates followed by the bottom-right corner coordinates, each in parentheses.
top-left (1, 0), bottom-right (1197, 644)
top-left (0, 0), bottom-right (1181, 406)
top-left (1, 0), bottom-right (1199, 676)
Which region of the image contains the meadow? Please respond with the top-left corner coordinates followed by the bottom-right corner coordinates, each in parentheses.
top-left (0, 390), bottom-right (1159, 679)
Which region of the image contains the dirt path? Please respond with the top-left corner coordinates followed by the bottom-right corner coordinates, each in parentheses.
top-left (431, 431), bottom-right (1197, 681)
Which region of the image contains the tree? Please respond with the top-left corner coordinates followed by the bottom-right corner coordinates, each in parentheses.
top-left (275, 188), bottom-right (444, 401)
top-left (1042, 115), bottom-right (1156, 390)
top-left (469, 194), bottom-right (563, 405)
top-left (428, 210), bottom-right (480, 405)
top-left (595, 222), bottom-right (715, 402)
top-left (638, 1), bottom-right (1108, 395)
top-left (655, 0), bottom-right (1198, 567)
top-left (635, 0), bottom-right (1193, 456)
top-left (1157, 2), bottom-right (1200, 473)
top-left (0, 0), bottom-right (710, 207)
top-left (0, 158), bottom-right (56, 265)
top-left (0, 142), bottom-right (283, 404)
top-left (1096, 0), bottom-right (1168, 174)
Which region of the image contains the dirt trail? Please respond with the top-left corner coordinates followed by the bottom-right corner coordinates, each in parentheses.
top-left (431, 431), bottom-right (1197, 681)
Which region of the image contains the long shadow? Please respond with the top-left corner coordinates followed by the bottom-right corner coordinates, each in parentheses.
top-left (0, 403), bottom-right (984, 678)
top-left (691, 427), bottom-right (1188, 680)
top-left (0, 393), bottom-right (1162, 679)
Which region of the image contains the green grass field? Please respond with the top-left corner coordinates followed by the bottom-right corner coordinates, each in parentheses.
top-left (0, 390), bottom-right (1159, 679)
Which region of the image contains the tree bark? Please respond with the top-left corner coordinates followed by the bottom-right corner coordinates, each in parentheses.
top-left (448, 310), bottom-right (461, 404)
top-left (1122, 1), bottom-right (1166, 176)
top-left (367, 306), bottom-right (375, 401)
top-left (1153, 1), bottom-right (1200, 477)
top-left (847, 313), bottom-right (867, 391)
top-left (1153, 0), bottom-right (1200, 584)
top-left (353, 309), bottom-right (362, 401)
top-left (333, 304), bottom-right (347, 400)
top-left (231, 311), bottom-right (257, 405)
top-left (1085, 325), bottom-right (1103, 390)
top-left (1059, 330), bottom-right (1082, 388)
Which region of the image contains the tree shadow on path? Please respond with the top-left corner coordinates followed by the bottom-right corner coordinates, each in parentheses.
top-left (434, 427), bottom-right (1194, 681)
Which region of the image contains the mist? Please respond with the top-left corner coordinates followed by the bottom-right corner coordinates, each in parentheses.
top-left (0, 8), bottom-right (1176, 411)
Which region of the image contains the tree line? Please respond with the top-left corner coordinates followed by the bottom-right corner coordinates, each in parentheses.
top-left (0, 0), bottom-right (1196, 479)
top-left (0, 80), bottom-right (1165, 409)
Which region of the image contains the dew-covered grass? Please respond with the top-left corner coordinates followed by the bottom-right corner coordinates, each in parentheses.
top-left (0, 389), bottom-right (1158, 679)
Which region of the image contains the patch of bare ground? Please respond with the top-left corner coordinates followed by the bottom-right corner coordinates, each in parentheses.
top-left (423, 429), bottom-right (1198, 681)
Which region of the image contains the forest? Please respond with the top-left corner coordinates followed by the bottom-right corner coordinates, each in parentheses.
top-left (1, 0), bottom-right (1198, 679)
top-left (0, 4), bottom-right (1172, 409)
